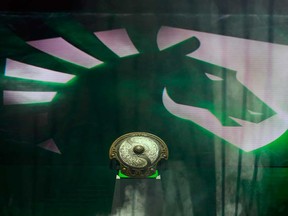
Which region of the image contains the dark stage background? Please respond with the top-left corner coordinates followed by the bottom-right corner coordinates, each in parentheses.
top-left (1, 1), bottom-right (288, 216)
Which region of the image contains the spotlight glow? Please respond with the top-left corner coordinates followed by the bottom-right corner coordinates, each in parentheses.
top-left (5, 59), bottom-right (75, 83)
top-left (27, 37), bottom-right (103, 68)
top-left (95, 29), bottom-right (139, 57)
top-left (38, 139), bottom-right (61, 154)
top-left (157, 26), bottom-right (195, 51)
top-left (4, 91), bottom-right (57, 105)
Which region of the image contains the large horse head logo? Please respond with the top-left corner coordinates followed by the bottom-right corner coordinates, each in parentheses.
top-left (158, 26), bottom-right (288, 152)
top-left (3, 24), bottom-right (288, 153)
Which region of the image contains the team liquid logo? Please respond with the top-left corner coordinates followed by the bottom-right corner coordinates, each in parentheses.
top-left (159, 26), bottom-right (288, 152)
top-left (3, 25), bottom-right (288, 152)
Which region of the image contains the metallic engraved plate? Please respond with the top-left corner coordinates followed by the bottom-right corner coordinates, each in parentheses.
top-left (109, 132), bottom-right (169, 178)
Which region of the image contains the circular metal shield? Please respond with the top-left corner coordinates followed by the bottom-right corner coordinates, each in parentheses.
top-left (109, 132), bottom-right (168, 178)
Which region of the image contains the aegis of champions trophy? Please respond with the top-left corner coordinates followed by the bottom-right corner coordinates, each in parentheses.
top-left (109, 132), bottom-right (168, 179)
top-left (109, 132), bottom-right (169, 215)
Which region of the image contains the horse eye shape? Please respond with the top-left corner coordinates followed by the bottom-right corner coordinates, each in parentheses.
top-left (248, 109), bottom-right (263, 116)
top-left (205, 73), bottom-right (223, 81)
